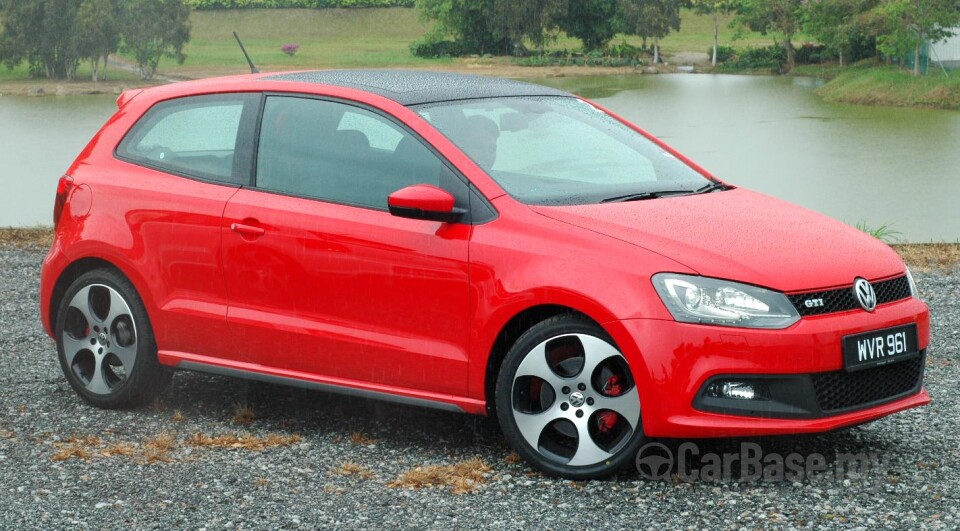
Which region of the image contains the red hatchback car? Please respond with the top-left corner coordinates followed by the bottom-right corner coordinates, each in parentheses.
top-left (40, 70), bottom-right (930, 479)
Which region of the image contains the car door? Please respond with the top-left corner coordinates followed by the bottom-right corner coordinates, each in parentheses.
top-left (221, 95), bottom-right (472, 396)
top-left (113, 93), bottom-right (259, 362)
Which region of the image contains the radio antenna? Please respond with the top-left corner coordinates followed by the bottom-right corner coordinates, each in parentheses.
top-left (233, 32), bottom-right (260, 74)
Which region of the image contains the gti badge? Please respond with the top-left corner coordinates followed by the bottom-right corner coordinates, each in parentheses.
top-left (853, 277), bottom-right (876, 312)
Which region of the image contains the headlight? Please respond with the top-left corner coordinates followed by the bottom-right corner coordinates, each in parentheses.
top-left (905, 267), bottom-right (919, 298)
top-left (652, 273), bottom-right (800, 329)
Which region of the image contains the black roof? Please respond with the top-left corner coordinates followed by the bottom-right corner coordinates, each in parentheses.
top-left (262, 70), bottom-right (571, 106)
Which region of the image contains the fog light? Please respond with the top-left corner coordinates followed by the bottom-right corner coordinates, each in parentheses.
top-left (723, 382), bottom-right (755, 400)
top-left (706, 381), bottom-right (767, 400)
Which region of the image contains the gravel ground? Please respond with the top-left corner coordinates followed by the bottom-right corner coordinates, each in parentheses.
top-left (1, 244), bottom-right (958, 530)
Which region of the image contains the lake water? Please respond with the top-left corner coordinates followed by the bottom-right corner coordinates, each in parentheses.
top-left (4, 94), bottom-right (117, 228)
top-left (3, 74), bottom-right (959, 241)
top-left (537, 74), bottom-right (960, 243)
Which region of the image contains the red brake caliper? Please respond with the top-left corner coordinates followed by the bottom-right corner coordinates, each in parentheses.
top-left (597, 375), bottom-right (624, 434)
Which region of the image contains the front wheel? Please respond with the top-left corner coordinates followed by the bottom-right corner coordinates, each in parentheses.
top-left (55, 269), bottom-right (170, 408)
top-left (495, 314), bottom-right (646, 479)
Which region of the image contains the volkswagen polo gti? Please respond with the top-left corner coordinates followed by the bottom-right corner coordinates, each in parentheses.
top-left (39, 70), bottom-right (930, 479)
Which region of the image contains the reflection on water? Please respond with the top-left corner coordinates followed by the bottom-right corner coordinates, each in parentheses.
top-left (537, 74), bottom-right (960, 242)
top-left (3, 76), bottom-right (959, 241)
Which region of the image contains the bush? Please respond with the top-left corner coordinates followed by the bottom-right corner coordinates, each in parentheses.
top-left (515, 49), bottom-right (640, 68)
top-left (409, 38), bottom-right (471, 58)
top-left (795, 42), bottom-right (835, 64)
top-left (730, 45), bottom-right (787, 69)
top-left (710, 45), bottom-right (736, 63)
top-left (184, 0), bottom-right (415, 8)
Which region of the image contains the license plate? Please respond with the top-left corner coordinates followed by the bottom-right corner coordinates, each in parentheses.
top-left (842, 324), bottom-right (919, 372)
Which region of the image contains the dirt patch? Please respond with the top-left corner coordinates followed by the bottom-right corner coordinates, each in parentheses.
top-left (186, 432), bottom-right (303, 451)
top-left (335, 461), bottom-right (374, 479)
top-left (388, 458), bottom-right (492, 494)
top-left (893, 243), bottom-right (960, 272)
top-left (0, 227), bottom-right (53, 248)
top-left (668, 52), bottom-right (710, 66)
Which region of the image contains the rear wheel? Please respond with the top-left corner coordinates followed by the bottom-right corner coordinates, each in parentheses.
top-left (55, 269), bottom-right (170, 408)
top-left (496, 314), bottom-right (646, 479)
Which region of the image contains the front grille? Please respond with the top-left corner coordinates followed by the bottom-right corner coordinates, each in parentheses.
top-left (788, 275), bottom-right (911, 316)
top-left (811, 355), bottom-right (924, 413)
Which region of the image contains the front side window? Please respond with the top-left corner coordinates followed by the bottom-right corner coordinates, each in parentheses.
top-left (117, 94), bottom-right (257, 184)
top-left (255, 96), bottom-right (444, 210)
top-left (416, 96), bottom-right (714, 206)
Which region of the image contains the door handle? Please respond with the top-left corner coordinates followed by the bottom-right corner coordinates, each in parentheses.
top-left (230, 223), bottom-right (265, 237)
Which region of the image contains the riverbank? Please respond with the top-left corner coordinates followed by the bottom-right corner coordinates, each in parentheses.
top-left (0, 62), bottom-right (649, 97)
top-left (5, 227), bottom-right (958, 269)
top-left (0, 7), bottom-right (762, 96)
top-left (805, 63), bottom-right (960, 110)
top-left (3, 8), bottom-right (957, 109)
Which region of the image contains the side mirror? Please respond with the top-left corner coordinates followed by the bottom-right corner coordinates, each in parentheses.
top-left (388, 184), bottom-right (466, 223)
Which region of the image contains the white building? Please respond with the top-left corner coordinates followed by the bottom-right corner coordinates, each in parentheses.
top-left (930, 28), bottom-right (960, 69)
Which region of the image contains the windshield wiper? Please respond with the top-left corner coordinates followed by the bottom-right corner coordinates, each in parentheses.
top-left (601, 181), bottom-right (728, 203)
top-left (601, 189), bottom-right (693, 203)
top-left (694, 181), bottom-right (727, 194)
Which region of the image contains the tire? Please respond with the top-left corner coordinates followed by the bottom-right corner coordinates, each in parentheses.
top-left (495, 314), bottom-right (647, 479)
top-left (55, 268), bottom-right (171, 408)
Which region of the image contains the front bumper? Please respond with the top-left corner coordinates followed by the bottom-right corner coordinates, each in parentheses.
top-left (608, 297), bottom-right (931, 438)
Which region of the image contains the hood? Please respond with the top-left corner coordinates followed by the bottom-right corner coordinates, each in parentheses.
top-left (531, 188), bottom-right (905, 293)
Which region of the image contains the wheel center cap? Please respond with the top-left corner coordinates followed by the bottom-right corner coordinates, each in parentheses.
top-left (569, 391), bottom-right (585, 407)
top-left (98, 332), bottom-right (107, 344)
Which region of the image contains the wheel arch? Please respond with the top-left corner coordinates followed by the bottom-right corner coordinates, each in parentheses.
top-left (484, 304), bottom-right (599, 413)
top-left (48, 257), bottom-right (133, 333)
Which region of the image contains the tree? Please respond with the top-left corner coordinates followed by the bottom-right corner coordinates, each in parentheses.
top-left (619, 0), bottom-right (684, 63)
top-left (692, 0), bottom-right (736, 65)
top-left (490, 0), bottom-right (567, 53)
top-left (76, 0), bottom-right (120, 81)
top-left (0, 0), bottom-right (85, 79)
top-left (733, 0), bottom-right (805, 71)
top-left (872, 0), bottom-right (959, 75)
top-left (416, 0), bottom-right (567, 55)
top-left (803, 0), bottom-right (885, 66)
top-left (415, 0), bottom-right (508, 54)
top-left (120, 0), bottom-right (191, 80)
top-left (560, 0), bottom-right (620, 51)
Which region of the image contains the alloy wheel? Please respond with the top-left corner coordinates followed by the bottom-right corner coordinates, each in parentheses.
top-left (60, 283), bottom-right (138, 395)
top-left (510, 333), bottom-right (640, 467)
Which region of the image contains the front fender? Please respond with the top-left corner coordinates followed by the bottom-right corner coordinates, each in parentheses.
top-left (466, 204), bottom-right (694, 401)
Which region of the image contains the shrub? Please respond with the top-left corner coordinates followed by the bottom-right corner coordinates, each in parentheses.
top-left (281, 43), bottom-right (300, 56)
top-left (409, 38), bottom-right (471, 58)
top-left (730, 45), bottom-right (787, 70)
top-left (795, 42), bottom-right (835, 64)
top-left (710, 45), bottom-right (736, 63)
top-left (184, 0), bottom-right (415, 8)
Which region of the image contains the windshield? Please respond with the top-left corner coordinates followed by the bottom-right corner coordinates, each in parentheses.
top-left (415, 96), bottom-right (715, 206)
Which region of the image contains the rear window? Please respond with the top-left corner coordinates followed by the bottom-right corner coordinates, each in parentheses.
top-left (117, 94), bottom-right (258, 184)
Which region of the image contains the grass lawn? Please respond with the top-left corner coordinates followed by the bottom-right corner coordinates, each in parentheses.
top-left (168, 7), bottom-right (788, 76)
top-left (170, 8), bottom-right (446, 76)
top-left (2, 7), bottom-right (792, 82)
top-left (815, 62), bottom-right (960, 110)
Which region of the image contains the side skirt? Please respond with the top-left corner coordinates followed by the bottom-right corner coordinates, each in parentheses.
top-left (163, 352), bottom-right (481, 414)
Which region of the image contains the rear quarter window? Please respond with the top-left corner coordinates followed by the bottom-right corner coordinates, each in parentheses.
top-left (116, 94), bottom-right (259, 185)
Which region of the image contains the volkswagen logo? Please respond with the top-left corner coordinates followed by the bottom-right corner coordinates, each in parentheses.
top-left (569, 392), bottom-right (585, 407)
top-left (853, 277), bottom-right (876, 312)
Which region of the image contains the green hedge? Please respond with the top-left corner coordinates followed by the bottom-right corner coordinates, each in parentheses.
top-left (184, 0), bottom-right (414, 9)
